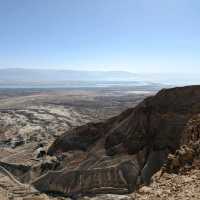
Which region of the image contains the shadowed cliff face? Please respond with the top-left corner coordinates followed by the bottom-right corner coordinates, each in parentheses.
top-left (47, 122), bottom-right (104, 155)
top-left (36, 86), bottom-right (200, 196)
top-left (106, 86), bottom-right (200, 155)
top-left (49, 86), bottom-right (200, 156)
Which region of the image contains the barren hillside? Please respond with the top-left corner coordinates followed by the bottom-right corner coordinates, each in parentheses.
top-left (1, 86), bottom-right (200, 200)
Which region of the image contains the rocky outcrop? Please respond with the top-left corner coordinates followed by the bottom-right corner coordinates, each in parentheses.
top-left (105, 86), bottom-right (200, 155)
top-left (135, 163), bottom-right (200, 200)
top-left (48, 122), bottom-right (104, 155)
top-left (33, 154), bottom-right (141, 196)
top-left (4, 86), bottom-right (200, 197)
top-left (49, 86), bottom-right (200, 155)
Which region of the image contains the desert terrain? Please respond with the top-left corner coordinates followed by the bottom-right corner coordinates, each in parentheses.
top-left (0, 85), bottom-right (200, 200)
top-left (0, 85), bottom-right (155, 199)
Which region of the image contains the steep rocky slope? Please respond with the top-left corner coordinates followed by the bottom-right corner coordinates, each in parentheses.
top-left (32, 86), bottom-right (200, 197)
top-left (49, 86), bottom-right (200, 155)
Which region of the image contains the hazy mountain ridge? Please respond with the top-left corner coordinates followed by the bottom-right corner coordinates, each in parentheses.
top-left (0, 68), bottom-right (138, 82)
top-left (0, 69), bottom-right (199, 86)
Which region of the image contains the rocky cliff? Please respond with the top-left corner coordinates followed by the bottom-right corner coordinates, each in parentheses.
top-left (48, 86), bottom-right (200, 154)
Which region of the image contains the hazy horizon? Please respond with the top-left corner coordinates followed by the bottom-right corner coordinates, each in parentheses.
top-left (1, 67), bottom-right (200, 74)
top-left (0, 68), bottom-right (199, 87)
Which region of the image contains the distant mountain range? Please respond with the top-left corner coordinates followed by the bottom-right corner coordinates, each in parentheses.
top-left (0, 68), bottom-right (199, 88)
top-left (0, 68), bottom-right (139, 82)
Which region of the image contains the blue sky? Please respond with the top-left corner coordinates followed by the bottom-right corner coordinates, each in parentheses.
top-left (0, 0), bottom-right (200, 73)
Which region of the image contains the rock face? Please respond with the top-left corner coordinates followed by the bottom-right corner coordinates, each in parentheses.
top-left (105, 86), bottom-right (200, 154)
top-left (33, 155), bottom-right (141, 196)
top-left (47, 122), bottom-right (104, 154)
top-left (49, 86), bottom-right (200, 155)
top-left (32, 86), bottom-right (200, 196)
top-left (4, 86), bottom-right (200, 197)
